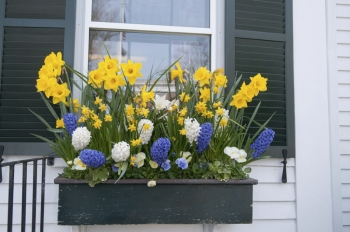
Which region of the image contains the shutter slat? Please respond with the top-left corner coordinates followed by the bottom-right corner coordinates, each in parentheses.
top-left (0, 99), bottom-right (49, 107)
top-left (0, 106), bottom-right (58, 114)
top-left (5, 0), bottom-right (66, 19)
top-left (0, 114), bottom-right (55, 122)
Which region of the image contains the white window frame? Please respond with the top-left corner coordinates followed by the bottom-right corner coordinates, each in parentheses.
top-left (73, 0), bottom-right (224, 100)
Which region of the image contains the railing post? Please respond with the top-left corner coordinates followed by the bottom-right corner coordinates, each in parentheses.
top-left (0, 145), bottom-right (4, 183)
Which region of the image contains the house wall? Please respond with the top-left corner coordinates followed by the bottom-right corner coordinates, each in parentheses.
top-left (0, 0), bottom-right (343, 231)
top-left (336, 0), bottom-right (350, 231)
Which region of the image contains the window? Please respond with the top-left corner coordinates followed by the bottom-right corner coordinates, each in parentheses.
top-left (75, 0), bottom-right (217, 91)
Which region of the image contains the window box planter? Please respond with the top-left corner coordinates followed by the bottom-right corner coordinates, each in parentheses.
top-left (54, 177), bottom-right (258, 225)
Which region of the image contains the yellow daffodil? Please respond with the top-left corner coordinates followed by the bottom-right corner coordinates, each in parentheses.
top-left (230, 92), bottom-right (248, 109)
top-left (202, 110), bottom-right (214, 118)
top-left (98, 56), bottom-right (120, 73)
top-left (125, 104), bottom-right (135, 117)
top-left (195, 101), bottom-right (207, 114)
top-left (141, 108), bottom-right (149, 117)
top-left (44, 52), bottom-right (65, 76)
top-left (81, 105), bottom-right (90, 117)
top-left (140, 85), bottom-right (154, 104)
top-left (91, 113), bottom-right (99, 121)
top-left (177, 117), bottom-right (184, 126)
top-left (131, 138), bottom-right (142, 147)
top-left (99, 104), bottom-right (107, 112)
top-left (56, 118), bottom-right (65, 128)
top-left (93, 119), bottom-right (102, 129)
top-left (240, 82), bottom-right (257, 102)
top-left (219, 118), bottom-right (228, 127)
top-left (120, 60), bottom-right (143, 85)
top-left (179, 107), bottom-right (187, 117)
top-left (199, 87), bottom-right (211, 103)
top-left (250, 73), bottom-right (267, 92)
top-left (128, 123), bottom-right (136, 131)
top-left (78, 116), bottom-right (87, 123)
top-left (213, 68), bottom-right (224, 76)
top-left (172, 137), bottom-right (177, 141)
top-left (94, 97), bottom-right (102, 105)
top-left (179, 128), bottom-right (187, 135)
top-left (88, 69), bottom-right (105, 88)
top-left (213, 86), bottom-right (219, 94)
top-left (39, 63), bottom-right (59, 79)
top-left (51, 83), bottom-right (70, 104)
top-left (143, 123), bottom-right (151, 130)
top-left (36, 75), bottom-right (57, 98)
top-left (104, 71), bottom-right (126, 91)
top-left (214, 73), bottom-right (228, 88)
top-left (179, 92), bottom-right (190, 102)
top-left (130, 156), bottom-right (136, 166)
top-left (213, 101), bottom-right (222, 108)
top-left (104, 114), bottom-right (112, 122)
top-left (194, 66), bottom-right (211, 87)
top-left (65, 98), bottom-right (80, 112)
top-left (171, 62), bottom-right (185, 83)
top-left (216, 107), bottom-right (224, 116)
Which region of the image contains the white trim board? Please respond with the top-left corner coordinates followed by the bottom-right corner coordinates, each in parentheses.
top-left (294, 0), bottom-right (334, 231)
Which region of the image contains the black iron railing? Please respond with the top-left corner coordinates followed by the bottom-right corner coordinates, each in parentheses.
top-left (0, 146), bottom-right (54, 232)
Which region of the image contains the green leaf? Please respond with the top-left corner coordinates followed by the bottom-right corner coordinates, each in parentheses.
top-left (244, 167), bottom-right (251, 173)
top-left (47, 129), bottom-right (65, 133)
top-left (115, 162), bottom-right (129, 184)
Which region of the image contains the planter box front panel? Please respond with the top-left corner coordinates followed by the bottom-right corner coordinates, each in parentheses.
top-left (56, 178), bottom-right (257, 225)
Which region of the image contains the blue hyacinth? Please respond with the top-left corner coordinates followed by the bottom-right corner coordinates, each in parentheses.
top-left (161, 159), bottom-right (171, 171)
top-left (79, 149), bottom-right (107, 168)
top-left (63, 113), bottom-right (78, 136)
top-left (196, 122), bottom-right (213, 154)
top-left (150, 137), bottom-right (171, 165)
top-left (250, 129), bottom-right (275, 158)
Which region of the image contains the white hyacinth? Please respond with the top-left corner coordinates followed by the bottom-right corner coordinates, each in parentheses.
top-left (137, 119), bottom-right (154, 144)
top-left (71, 127), bottom-right (91, 151)
top-left (111, 141), bottom-right (130, 162)
top-left (184, 117), bottom-right (201, 144)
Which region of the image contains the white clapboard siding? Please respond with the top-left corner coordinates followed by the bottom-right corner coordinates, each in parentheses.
top-left (0, 224), bottom-right (72, 232)
top-left (337, 1), bottom-right (350, 230)
top-left (214, 220), bottom-right (296, 232)
top-left (0, 156), bottom-right (296, 231)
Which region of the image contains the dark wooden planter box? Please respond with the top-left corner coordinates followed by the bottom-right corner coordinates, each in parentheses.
top-left (54, 177), bottom-right (258, 225)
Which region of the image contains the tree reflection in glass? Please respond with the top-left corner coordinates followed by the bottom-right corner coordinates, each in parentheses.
top-left (89, 30), bottom-right (210, 82)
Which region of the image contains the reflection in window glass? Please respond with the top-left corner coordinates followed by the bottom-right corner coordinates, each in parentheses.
top-left (89, 30), bottom-right (210, 81)
top-left (92, 0), bottom-right (210, 28)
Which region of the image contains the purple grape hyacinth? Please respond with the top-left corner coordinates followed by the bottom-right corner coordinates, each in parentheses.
top-left (196, 122), bottom-right (213, 154)
top-left (150, 137), bottom-right (171, 165)
top-left (250, 128), bottom-right (275, 158)
top-left (63, 113), bottom-right (78, 136)
top-left (79, 149), bottom-right (106, 168)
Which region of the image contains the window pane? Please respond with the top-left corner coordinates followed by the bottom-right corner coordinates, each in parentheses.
top-left (89, 30), bottom-right (210, 80)
top-left (91, 0), bottom-right (210, 28)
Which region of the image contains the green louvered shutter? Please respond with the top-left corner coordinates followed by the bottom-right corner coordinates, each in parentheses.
top-left (0, 0), bottom-right (76, 155)
top-left (225, 0), bottom-right (295, 157)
